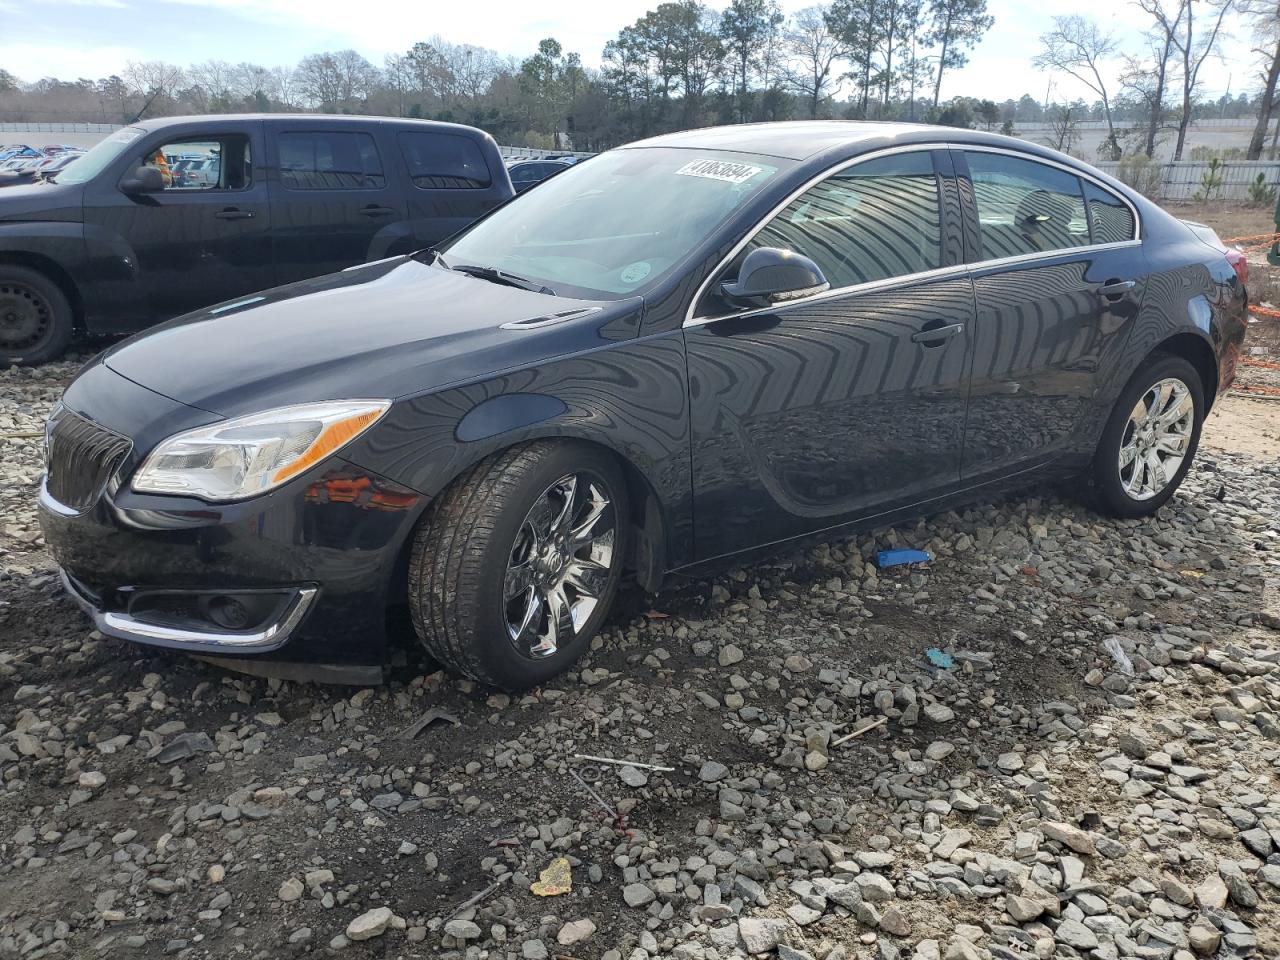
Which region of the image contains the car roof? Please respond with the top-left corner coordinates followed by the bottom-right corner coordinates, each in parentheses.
top-left (622, 120), bottom-right (1080, 164)
top-left (131, 114), bottom-right (495, 142)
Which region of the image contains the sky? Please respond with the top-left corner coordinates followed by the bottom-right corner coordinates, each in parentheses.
top-left (0, 0), bottom-right (1261, 106)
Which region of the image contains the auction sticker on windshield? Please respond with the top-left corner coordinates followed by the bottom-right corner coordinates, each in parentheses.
top-left (675, 159), bottom-right (764, 184)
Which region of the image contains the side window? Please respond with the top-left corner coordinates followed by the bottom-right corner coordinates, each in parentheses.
top-left (1083, 181), bottom-right (1136, 245)
top-left (144, 138), bottom-right (251, 191)
top-left (509, 164), bottom-right (537, 185)
top-left (745, 151), bottom-right (942, 289)
top-left (964, 151), bottom-right (1088, 260)
top-left (397, 132), bottom-right (492, 189)
top-left (278, 131), bottom-right (385, 190)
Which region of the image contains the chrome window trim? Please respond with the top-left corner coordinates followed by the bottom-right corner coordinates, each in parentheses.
top-left (684, 141), bottom-right (1143, 328)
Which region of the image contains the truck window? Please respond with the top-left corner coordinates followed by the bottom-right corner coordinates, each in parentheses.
top-left (278, 131), bottom-right (385, 190)
top-left (144, 137), bottom-right (251, 191)
top-left (397, 131), bottom-right (491, 189)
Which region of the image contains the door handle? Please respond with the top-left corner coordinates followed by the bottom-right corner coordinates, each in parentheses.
top-left (360, 205), bottom-right (396, 217)
top-left (214, 208), bottom-right (254, 220)
top-left (1097, 279), bottom-right (1136, 300)
top-left (911, 322), bottom-right (965, 346)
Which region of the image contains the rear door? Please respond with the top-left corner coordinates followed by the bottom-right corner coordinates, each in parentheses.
top-left (81, 125), bottom-right (273, 325)
top-left (267, 126), bottom-right (411, 284)
top-left (955, 149), bottom-right (1146, 480)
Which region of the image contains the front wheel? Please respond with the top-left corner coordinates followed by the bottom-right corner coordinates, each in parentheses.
top-left (409, 442), bottom-right (627, 691)
top-left (0, 265), bottom-right (73, 366)
top-left (1090, 355), bottom-right (1204, 518)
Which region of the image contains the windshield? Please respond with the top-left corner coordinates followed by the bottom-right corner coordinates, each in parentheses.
top-left (55, 126), bottom-right (145, 185)
top-left (442, 148), bottom-right (783, 299)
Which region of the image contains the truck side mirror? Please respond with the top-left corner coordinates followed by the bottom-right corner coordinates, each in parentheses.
top-left (120, 166), bottom-right (165, 195)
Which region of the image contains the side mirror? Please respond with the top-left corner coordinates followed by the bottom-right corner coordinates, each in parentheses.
top-left (120, 165), bottom-right (165, 195)
top-left (721, 247), bottom-right (829, 309)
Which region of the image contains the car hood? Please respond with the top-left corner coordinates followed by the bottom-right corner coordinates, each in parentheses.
top-left (0, 179), bottom-right (82, 220)
top-left (100, 256), bottom-right (641, 417)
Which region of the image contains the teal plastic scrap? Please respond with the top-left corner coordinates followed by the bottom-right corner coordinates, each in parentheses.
top-left (925, 648), bottom-right (955, 669)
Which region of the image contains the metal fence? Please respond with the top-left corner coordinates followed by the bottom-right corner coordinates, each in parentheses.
top-left (1093, 159), bottom-right (1280, 202)
top-left (498, 146), bottom-right (594, 161)
top-left (0, 121), bottom-right (123, 134)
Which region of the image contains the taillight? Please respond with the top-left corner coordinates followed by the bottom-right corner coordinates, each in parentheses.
top-left (1225, 248), bottom-right (1249, 287)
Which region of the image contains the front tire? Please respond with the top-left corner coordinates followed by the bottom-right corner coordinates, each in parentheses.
top-left (1091, 355), bottom-right (1204, 518)
top-left (0, 265), bottom-right (73, 366)
top-left (409, 442), bottom-right (627, 691)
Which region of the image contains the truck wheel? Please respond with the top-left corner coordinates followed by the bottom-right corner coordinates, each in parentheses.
top-left (0, 265), bottom-right (73, 366)
top-left (409, 441), bottom-right (626, 691)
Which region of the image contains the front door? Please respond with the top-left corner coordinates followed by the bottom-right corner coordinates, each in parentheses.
top-left (685, 150), bottom-right (975, 561)
top-left (268, 128), bottom-right (410, 284)
top-left (954, 149), bottom-right (1147, 479)
top-left (82, 127), bottom-right (274, 326)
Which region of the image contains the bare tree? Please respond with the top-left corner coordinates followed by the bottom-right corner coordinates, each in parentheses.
top-left (122, 60), bottom-right (185, 100)
top-left (1033, 16), bottom-right (1121, 159)
top-left (1127, 0), bottom-right (1185, 159)
top-left (1155, 0), bottom-right (1236, 159)
top-left (1048, 103), bottom-right (1081, 152)
top-left (383, 54), bottom-right (411, 117)
top-left (1242, 0), bottom-right (1280, 158)
top-left (783, 5), bottom-right (844, 118)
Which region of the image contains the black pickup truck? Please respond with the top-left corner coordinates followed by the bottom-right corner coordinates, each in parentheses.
top-left (0, 114), bottom-right (514, 364)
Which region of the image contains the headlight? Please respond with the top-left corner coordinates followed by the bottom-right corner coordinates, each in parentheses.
top-left (131, 400), bottom-right (390, 501)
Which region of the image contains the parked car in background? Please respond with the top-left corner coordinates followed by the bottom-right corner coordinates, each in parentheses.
top-left (0, 114), bottom-right (514, 364)
top-left (506, 156), bottom-right (575, 193)
top-left (36, 151), bottom-right (85, 181)
top-left (39, 122), bottom-right (1246, 690)
top-left (0, 145), bottom-right (39, 162)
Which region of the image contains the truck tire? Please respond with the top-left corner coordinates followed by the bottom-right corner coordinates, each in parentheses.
top-left (0, 265), bottom-right (73, 366)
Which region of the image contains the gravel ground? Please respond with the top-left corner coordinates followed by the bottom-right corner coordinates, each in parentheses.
top-left (1, 351), bottom-right (1278, 960)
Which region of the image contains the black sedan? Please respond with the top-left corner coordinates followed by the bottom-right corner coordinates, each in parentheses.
top-left (39, 122), bottom-right (1247, 690)
top-left (507, 156), bottom-right (576, 192)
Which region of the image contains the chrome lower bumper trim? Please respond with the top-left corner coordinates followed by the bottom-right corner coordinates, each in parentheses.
top-left (59, 569), bottom-right (318, 651)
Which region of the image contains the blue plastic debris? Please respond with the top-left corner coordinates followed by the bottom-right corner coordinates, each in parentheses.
top-left (925, 648), bottom-right (955, 669)
top-left (876, 548), bottom-right (931, 568)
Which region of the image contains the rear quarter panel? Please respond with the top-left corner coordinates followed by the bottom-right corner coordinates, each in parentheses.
top-left (1073, 200), bottom-right (1246, 451)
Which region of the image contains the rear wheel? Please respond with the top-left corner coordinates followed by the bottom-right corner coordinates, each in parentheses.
top-left (409, 442), bottom-right (626, 691)
top-left (1091, 355), bottom-right (1204, 518)
top-left (0, 265), bottom-right (73, 366)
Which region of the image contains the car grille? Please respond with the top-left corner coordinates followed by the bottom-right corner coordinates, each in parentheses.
top-left (45, 410), bottom-right (131, 513)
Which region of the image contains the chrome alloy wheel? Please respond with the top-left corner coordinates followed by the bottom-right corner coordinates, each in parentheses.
top-left (1118, 377), bottom-right (1195, 501)
top-left (503, 473), bottom-right (616, 658)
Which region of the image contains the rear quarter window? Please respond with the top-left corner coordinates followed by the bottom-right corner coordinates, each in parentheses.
top-left (397, 131), bottom-right (492, 189)
top-left (1083, 181), bottom-right (1137, 244)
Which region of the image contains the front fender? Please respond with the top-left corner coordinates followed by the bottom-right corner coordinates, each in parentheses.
top-left (345, 330), bottom-right (695, 569)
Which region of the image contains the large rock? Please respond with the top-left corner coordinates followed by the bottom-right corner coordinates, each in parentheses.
top-left (557, 919), bottom-right (596, 946)
top-left (346, 907), bottom-right (393, 941)
top-left (1040, 821), bottom-right (1097, 856)
top-left (739, 917), bottom-right (789, 954)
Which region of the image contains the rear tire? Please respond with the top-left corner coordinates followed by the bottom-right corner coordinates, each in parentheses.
top-left (0, 265), bottom-right (73, 366)
top-left (1090, 355), bottom-right (1204, 518)
top-left (409, 441), bottom-right (627, 691)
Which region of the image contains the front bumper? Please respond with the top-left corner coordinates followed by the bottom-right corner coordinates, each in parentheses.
top-left (39, 463), bottom-right (426, 673)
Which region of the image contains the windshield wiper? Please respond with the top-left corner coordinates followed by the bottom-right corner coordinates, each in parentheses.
top-left (452, 263), bottom-right (555, 296)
